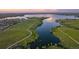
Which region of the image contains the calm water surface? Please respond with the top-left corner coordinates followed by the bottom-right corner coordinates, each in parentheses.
top-left (4, 14), bottom-right (79, 49)
top-left (29, 14), bottom-right (79, 49)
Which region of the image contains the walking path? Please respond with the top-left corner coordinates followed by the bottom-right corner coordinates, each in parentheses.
top-left (58, 28), bottom-right (79, 45)
top-left (7, 24), bottom-right (34, 49)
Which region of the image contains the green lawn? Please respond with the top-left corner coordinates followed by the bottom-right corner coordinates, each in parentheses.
top-left (0, 18), bottom-right (42, 49)
top-left (53, 19), bottom-right (79, 49)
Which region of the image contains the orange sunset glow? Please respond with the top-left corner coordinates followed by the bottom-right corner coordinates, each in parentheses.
top-left (0, 9), bottom-right (57, 13)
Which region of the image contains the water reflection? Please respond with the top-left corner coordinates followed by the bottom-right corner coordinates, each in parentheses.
top-left (15, 14), bottom-right (79, 49)
top-left (29, 17), bottom-right (60, 49)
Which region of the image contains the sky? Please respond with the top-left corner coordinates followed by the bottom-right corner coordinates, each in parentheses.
top-left (0, 0), bottom-right (79, 13)
top-left (0, 9), bottom-right (79, 13)
top-left (0, 0), bottom-right (79, 9)
top-left (0, 9), bottom-right (58, 13)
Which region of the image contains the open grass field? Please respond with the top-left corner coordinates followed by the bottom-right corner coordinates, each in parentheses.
top-left (59, 20), bottom-right (79, 29)
top-left (53, 19), bottom-right (79, 49)
top-left (0, 18), bottom-right (42, 49)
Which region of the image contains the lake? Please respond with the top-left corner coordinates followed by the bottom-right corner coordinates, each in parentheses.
top-left (7, 14), bottom-right (79, 49)
top-left (29, 14), bottom-right (79, 49)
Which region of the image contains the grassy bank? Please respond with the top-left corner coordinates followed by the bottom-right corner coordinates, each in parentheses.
top-left (0, 18), bottom-right (42, 49)
top-left (53, 19), bottom-right (79, 49)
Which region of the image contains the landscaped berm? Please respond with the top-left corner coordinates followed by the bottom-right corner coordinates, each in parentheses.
top-left (0, 18), bottom-right (42, 49)
top-left (53, 19), bottom-right (79, 49)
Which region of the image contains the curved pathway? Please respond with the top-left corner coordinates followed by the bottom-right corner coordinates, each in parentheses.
top-left (7, 24), bottom-right (34, 49)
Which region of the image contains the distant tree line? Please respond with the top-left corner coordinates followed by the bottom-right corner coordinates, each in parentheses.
top-left (0, 18), bottom-right (27, 31)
